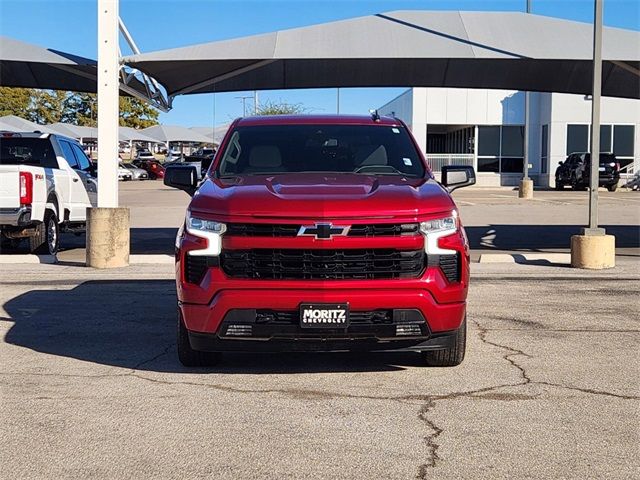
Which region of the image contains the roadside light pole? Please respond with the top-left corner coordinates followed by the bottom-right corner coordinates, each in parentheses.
top-left (570, 0), bottom-right (615, 269)
top-left (518, 0), bottom-right (534, 199)
top-left (235, 95), bottom-right (253, 116)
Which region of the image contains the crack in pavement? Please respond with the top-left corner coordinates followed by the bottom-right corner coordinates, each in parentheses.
top-left (1, 331), bottom-right (637, 477)
top-left (413, 317), bottom-right (639, 476)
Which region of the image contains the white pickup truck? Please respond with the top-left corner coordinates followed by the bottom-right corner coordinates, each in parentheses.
top-left (0, 132), bottom-right (97, 255)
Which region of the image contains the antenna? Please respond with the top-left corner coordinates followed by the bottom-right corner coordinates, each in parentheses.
top-left (369, 109), bottom-right (381, 122)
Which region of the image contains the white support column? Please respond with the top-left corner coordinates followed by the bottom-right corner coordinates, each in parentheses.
top-left (97, 0), bottom-right (119, 207)
top-left (88, 0), bottom-right (129, 268)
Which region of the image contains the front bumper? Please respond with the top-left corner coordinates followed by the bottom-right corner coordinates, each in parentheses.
top-left (188, 325), bottom-right (459, 353)
top-left (0, 206), bottom-right (32, 227)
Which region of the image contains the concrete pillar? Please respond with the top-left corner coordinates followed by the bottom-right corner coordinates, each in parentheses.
top-left (570, 231), bottom-right (615, 269)
top-left (86, 208), bottom-right (130, 268)
top-left (518, 178), bottom-right (534, 199)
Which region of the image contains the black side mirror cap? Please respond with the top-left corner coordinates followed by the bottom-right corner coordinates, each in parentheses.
top-left (441, 165), bottom-right (476, 192)
top-left (164, 165), bottom-right (198, 195)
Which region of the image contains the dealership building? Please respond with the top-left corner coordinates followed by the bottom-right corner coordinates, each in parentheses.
top-left (379, 88), bottom-right (639, 187)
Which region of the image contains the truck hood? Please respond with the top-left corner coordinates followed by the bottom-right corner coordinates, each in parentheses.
top-left (189, 173), bottom-right (456, 220)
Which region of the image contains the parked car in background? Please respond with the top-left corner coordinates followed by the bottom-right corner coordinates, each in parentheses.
top-left (136, 149), bottom-right (155, 161)
top-left (0, 132), bottom-right (96, 255)
top-left (185, 148), bottom-right (216, 177)
top-left (555, 152), bottom-right (621, 191)
top-left (118, 163), bottom-right (133, 181)
top-left (133, 158), bottom-right (165, 179)
top-left (121, 162), bottom-right (148, 180)
top-left (164, 156), bottom-right (203, 178)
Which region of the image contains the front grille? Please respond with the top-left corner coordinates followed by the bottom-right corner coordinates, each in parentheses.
top-left (255, 309), bottom-right (393, 324)
top-left (220, 249), bottom-right (425, 280)
top-left (439, 254), bottom-right (460, 283)
top-left (225, 223), bottom-right (419, 237)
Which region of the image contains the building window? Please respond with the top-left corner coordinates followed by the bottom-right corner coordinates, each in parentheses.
top-left (613, 125), bottom-right (634, 157)
top-left (478, 158), bottom-right (499, 173)
top-left (566, 124), bottom-right (589, 155)
top-left (600, 125), bottom-right (612, 153)
top-left (478, 126), bottom-right (500, 156)
top-left (501, 126), bottom-right (524, 157)
top-left (477, 125), bottom-right (524, 174)
top-left (541, 124), bottom-right (549, 174)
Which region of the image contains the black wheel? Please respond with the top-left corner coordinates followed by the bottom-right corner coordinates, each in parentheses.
top-left (29, 210), bottom-right (59, 255)
top-left (570, 176), bottom-right (581, 191)
top-left (177, 311), bottom-right (220, 367)
top-left (607, 183), bottom-right (618, 192)
top-left (421, 317), bottom-right (466, 367)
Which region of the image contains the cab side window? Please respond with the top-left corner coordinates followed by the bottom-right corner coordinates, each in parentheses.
top-left (59, 141), bottom-right (79, 169)
top-left (71, 143), bottom-right (92, 171)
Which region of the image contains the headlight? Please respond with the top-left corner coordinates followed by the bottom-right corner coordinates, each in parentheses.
top-left (187, 215), bottom-right (227, 234)
top-left (420, 216), bottom-right (456, 235)
top-left (420, 213), bottom-right (458, 255)
top-left (185, 212), bottom-right (226, 256)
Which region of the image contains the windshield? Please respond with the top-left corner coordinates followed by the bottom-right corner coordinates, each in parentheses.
top-left (216, 124), bottom-right (426, 177)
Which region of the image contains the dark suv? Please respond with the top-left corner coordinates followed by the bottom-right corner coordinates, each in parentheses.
top-left (555, 152), bottom-right (620, 191)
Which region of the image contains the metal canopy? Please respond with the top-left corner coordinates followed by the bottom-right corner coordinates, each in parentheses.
top-left (0, 36), bottom-right (98, 92)
top-left (139, 124), bottom-right (214, 143)
top-left (123, 10), bottom-right (640, 99)
top-left (0, 35), bottom-right (169, 111)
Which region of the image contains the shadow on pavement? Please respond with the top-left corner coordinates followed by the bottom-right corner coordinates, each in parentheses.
top-left (466, 224), bottom-right (640, 251)
top-left (1, 228), bottom-right (179, 255)
top-left (2, 279), bottom-right (418, 373)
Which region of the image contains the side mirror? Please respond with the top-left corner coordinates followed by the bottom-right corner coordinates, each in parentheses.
top-left (164, 165), bottom-right (198, 195)
top-left (558, 161), bottom-right (563, 166)
top-left (441, 165), bottom-right (476, 192)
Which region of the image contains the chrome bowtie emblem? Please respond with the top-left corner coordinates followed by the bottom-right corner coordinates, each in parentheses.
top-left (298, 223), bottom-right (350, 240)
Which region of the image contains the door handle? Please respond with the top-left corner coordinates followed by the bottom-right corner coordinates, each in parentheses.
top-left (73, 178), bottom-right (79, 182)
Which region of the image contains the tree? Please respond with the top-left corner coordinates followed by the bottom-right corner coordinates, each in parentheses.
top-left (255, 100), bottom-right (306, 116)
top-left (31, 90), bottom-right (70, 125)
top-left (0, 87), bottom-right (34, 118)
top-left (61, 92), bottom-right (159, 128)
top-left (119, 96), bottom-right (159, 128)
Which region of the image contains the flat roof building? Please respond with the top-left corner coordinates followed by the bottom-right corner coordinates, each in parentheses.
top-left (379, 88), bottom-right (639, 187)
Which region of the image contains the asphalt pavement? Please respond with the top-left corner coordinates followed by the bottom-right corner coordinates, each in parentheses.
top-left (1, 261), bottom-right (638, 479)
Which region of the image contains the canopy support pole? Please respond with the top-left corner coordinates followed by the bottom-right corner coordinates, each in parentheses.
top-left (570, 0), bottom-right (615, 269)
top-left (518, 0), bottom-right (534, 199)
top-left (88, 0), bottom-right (130, 268)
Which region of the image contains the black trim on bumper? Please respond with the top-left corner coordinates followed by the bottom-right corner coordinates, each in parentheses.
top-left (187, 308), bottom-right (459, 353)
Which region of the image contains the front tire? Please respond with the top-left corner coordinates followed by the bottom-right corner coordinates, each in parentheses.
top-left (421, 318), bottom-right (466, 367)
top-left (30, 210), bottom-right (59, 255)
top-left (607, 183), bottom-right (618, 192)
top-left (177, 311), bottom-right (221, 367)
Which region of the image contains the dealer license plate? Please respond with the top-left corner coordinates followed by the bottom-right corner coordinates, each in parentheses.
top-left (300, 303), bottom-right (349, 328)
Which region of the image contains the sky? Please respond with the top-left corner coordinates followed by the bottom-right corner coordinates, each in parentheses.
top-left (1, 0), bottom-right (638, 128)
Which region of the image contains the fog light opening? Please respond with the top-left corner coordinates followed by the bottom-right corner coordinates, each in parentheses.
top-left (225, 324), bottom-right (253, 337)
top-left (395, 324), bottom-right (422, 336)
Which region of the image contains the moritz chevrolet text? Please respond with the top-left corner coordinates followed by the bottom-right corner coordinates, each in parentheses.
top-left (164, 114), bottom-right (476, 367)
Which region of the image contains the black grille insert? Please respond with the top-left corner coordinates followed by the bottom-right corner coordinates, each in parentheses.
top-left (438, 254), bottom-right (460, 283)
top-left (225, 223), bottom-right (419, 237)
top-left (184, 255), bottom-right (219, 284)
top-left (220, 249), bottom-right (425, 280)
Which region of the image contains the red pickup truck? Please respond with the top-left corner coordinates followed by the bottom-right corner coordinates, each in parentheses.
top-left (164, 114), bottom-right (475, 367)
